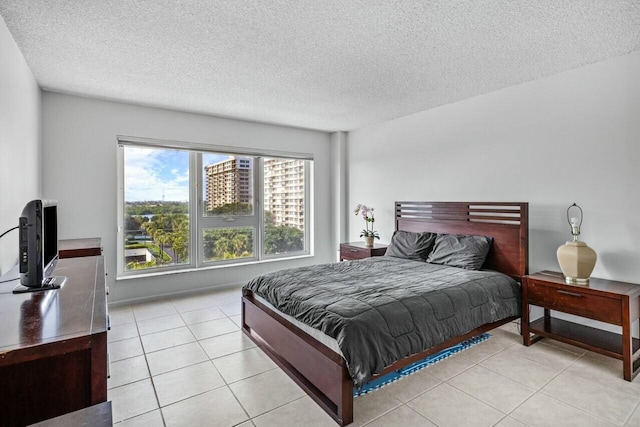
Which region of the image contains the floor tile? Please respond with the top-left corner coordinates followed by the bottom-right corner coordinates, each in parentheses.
top-left (210, 289), bottom-right (243, 307)
top-left (365, 405), bottom-right (436, 427)
top-left (230, 314), bottom-right (243, 328)
top-left (199, 331), bottom-right (255, 360)
top-left (213, 348), bottom-right (277, 383)
top-left (511, 392), bottom-right (616, 427)
top-left (538, 338), bottom-right (587, 356)
top-left (109, 322), bottom-right (139, 343)
top-left (188, 317), bottom-right (239, 340)
top-left (542, 371), bottom-right (639, 425)
top-left (141, 326), bottom-right (196, 354)
top-left (219, 302), bottom-right (242, 316)
top-left (448, 365), bottom-right (535, 413)
top-left (494, 416), bottom-right (528, 427)
top-left (422, 353), bottom-right (474, 381)
top-left (374, 370), bottom-right (441, 403)
top-left (161, 386), bottom-right (248, 427)
top-left (109, 306), bottom-right (136, 326)
top-left (179, 307), bottom-right (226, 325)
top-left (153, 361), bottom-right (225, 407)
top-left (252, 396), bottom-right (334, 427)
top-left (146, 342), bottom-right (208, 376)
top-left (171, 295), bottom-right (217, 313)
top-left (479, 349), bottom-right (559, 389)
top-left (108, 355), bottom-right (150, 389)
top-left (351, 388), bottom-right (403, 426)
top-left (460, 336), bottom-right (513, 363)
top-left (627, 403), bottom-right (640, 426)
top-left (109, 337), bottom-right (144, 362)
top-left (505, 341), bottom-right (580, 371)
top-left (109, 379), bottom-right (159, 423)
top-left (489, 322), bottom-right (523, 344)
top-left (407, 383), bottom-right (504, 427)
top-left (567, 351), bottom-right (640, 398)
top-left (133, 302), bottom-right (178, 321)
top-left (137, 314), bottom-right (186, 336)
top-left (116, 409), bottom-right (164, 427)
top-left (229, 369), bottom-right (306, 417)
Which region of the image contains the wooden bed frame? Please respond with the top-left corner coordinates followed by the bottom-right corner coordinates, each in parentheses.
top-left (242, 201), bottom-right (528, 425)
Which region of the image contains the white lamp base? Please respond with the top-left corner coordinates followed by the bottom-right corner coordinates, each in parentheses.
top-left (557, 240), bottom-right (597, 286)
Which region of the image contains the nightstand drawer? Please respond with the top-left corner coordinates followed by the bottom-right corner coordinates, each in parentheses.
top-left (527, 281), bottom-right (622, 325)
top-left (340, 246), bottom-right (370, 260)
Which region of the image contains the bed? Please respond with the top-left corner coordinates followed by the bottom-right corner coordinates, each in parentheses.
top-left (241, 201), bottom-right (528, 425)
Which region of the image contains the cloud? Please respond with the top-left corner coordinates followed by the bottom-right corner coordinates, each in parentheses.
top-left (124, 147), bottom-right (189, 202)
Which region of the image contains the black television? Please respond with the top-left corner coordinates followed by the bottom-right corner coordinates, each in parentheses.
top-left (14, 199), bottom-right (66, 293)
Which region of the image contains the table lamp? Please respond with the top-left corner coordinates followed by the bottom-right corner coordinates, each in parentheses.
top-left (556, 203), bottom-right (597, 285)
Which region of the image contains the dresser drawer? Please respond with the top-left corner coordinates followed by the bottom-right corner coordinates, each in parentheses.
top-left (527, 281), bottom-right (622, 325)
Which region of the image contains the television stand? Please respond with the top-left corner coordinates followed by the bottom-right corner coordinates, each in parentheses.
top-left (12, 275), bottom-right (67, 294)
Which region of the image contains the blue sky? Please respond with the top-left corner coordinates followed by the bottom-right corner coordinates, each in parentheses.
top-left (124, 147), bottom-right (230, 202)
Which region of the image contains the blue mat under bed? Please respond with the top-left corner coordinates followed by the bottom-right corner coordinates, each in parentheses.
top-left (354, 333), bottom-right (490, 397)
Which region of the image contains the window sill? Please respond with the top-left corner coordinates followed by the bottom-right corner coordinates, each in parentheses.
top-left (116, 253), bottom-right (313, 281)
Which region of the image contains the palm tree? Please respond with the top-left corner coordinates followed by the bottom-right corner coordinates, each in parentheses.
top-left (155, 230), bottom-right (170, 264)
top-left (231, 233), bottom-right (248, 257)
top-left (170, 214), bottom-right (189, 263)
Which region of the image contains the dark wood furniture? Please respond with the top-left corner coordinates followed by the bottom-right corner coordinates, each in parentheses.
top-left (29, 401), bottom-right (112, 427)
top-left (59, 237), bottom-right (103, 259)
top-left (59, 237), bottom-right (108, 296)
top-left (339, 242), bottom-right (387, 261)
top-left (522, 271), bottom-right (640, 381)
top-left (243, 201), bottom-right (528, 425)
top-left (0, 255), bottom-right (108, 426)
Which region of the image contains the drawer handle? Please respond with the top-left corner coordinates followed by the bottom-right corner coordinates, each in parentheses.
top-left (350, 249), bottom-right (359, 252)
top-left (557, 290), bottom-right (584, 298)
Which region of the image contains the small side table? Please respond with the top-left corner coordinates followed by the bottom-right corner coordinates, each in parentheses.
top-left (339, 242), bottom-right (387, 261)
top-left (522, 270), bottom-right (640, 381)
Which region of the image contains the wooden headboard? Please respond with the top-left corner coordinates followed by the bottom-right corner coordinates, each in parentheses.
top-left (395, 201), bottom-right (529, 282)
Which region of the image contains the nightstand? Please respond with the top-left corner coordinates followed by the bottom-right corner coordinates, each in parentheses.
top-left (522, 270), bottom-right (640, 381)
top-left (339, 242), bottom-right (387, 261)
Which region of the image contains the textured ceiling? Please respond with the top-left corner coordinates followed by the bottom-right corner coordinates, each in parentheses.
top-left (1, 1), bottom-right (639, 131)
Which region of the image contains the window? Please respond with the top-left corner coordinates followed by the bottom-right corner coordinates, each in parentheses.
top-left (117, 138), bottom-right (312, 277)
top-left (263, 158), bottom-right (306, 255)
top-left (121, 146), bottom-right (191, 272)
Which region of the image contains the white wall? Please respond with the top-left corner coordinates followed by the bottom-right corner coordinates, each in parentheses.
top-left (0, 17), bottom-right (41, 276)
top-left (41, 93), bottom-right (333, 302)
top-left (330, 131), bottom-right (347, 261)
top-left (347, 50), bottom-right (640, 284)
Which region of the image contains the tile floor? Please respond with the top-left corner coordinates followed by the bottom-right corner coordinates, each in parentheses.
top-left (108, 285), bottom-right (640, 426)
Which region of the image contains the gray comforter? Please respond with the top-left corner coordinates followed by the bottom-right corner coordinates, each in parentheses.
top-left (243, 257), bottom-right (520, 386)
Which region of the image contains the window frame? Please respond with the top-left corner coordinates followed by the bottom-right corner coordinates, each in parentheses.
top-left (116, 136), bottom-right (313, 278)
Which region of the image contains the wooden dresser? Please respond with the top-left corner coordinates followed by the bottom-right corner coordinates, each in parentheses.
top-left (59, 237), bottom-right (103, 259)
top-left (0, 248), bottom-right (108, 425)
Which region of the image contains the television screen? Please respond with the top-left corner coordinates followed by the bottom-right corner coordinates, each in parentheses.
top-left (42, 204), bottom-right (58, 278)
top-left (15, 200), bottom-right (66, 293)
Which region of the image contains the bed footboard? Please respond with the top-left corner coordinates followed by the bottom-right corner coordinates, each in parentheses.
top-left (242, 293), bottom-right (353, 426)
